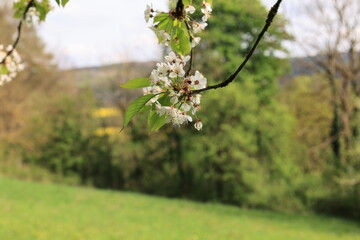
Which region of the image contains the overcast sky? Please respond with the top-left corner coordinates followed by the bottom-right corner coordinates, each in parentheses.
top-left (38, 0), bottom-right (303, 68)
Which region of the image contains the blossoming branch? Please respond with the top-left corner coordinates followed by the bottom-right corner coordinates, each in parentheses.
top-left (121, 0), bottom-right (213, 131)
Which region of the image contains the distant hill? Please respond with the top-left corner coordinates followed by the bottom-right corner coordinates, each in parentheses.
top-left (64, 61), bottom-right (157, 88)
top-left (62, 57), bottom-right (319, 105)
top-left (65, 57), bottom-right (319, 85)
top-left (61, 61), bottom-right (156, 107)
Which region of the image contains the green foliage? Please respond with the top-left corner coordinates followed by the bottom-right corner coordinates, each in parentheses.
top-left (20, 93), bottom-right (124, 189)
top-left (282, 74), bottom-right (333, 169)
top-left (13, 0), bottom-right (52, 21)
top-left (33, 0), bottom-right (51, 21)
top-left (195, 0), bottom-right (290, 83)
top-left (170, 20), bottom-right (192, 55)
top-left (152, 9), bottom-right (192, 55)
top-left (122, 94), bottom-right (156, 129)
top-left (0, 65), bottom-right (8, 74)
top-left (120, 78), bottom-right (151, 89)
top-left (282, 74), bottom-right (360, 219)
top-left (183, 0), bottom-right (193, 5)
top-left (179, 80), bottom-right (300, 210)
top-left (148, 110), bottom-right (167, 131)
top-left (55, 0), bottom-right (70, 7)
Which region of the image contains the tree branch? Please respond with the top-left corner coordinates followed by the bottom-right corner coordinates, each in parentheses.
top-left (0, 0), bottom-right (35, 64)
top-left (175, 0), bottom-right (184, 18)
top-left (191, 0), bottom-right (283, 94)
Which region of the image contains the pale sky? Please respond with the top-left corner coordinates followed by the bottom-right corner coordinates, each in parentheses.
top-left (38, 0), bottom-right (304, 68)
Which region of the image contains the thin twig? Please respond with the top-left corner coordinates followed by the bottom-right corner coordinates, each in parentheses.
top-left (184, 20), bottom-right (193, 76)
top-left (1, 0), bottom-right (35, 64)
top-left (186, 49), bottom-right (193, 76)
top-left (191, 0), bottom-right (283, 94)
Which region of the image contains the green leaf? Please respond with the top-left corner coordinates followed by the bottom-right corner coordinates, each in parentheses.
top-left (170, 23), bottom-right (192, 55)
top-left (62, 0), bottom-right (69, 7)
top-left (122, 94), bottom-right (155, 129)
top-left (55, 0), bottom-right (70, 7)
top-left (157, 94), bottom-right (172, 106)
top-left (148, 110), bottom-right (167, 131)
top-left (157, 17), bottom-right (173, 32)
top-left (0, 65), bottom-right (8, 75)
top-left (34, 2), bottom-right (51, 21)
top-left (183, 0), bottom-right (193, 5)
top-left (154, 13), bottom-right (170, 23)
top-left (120, 78), bottom-right (151, 89)
top-left (13, 1), bottom-right (27, 19)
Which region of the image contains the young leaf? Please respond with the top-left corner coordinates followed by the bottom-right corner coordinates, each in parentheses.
top-left (148, 110), bottom-right (167, 131)
top-left (170, 23), bottom-right (192, 55)
top-left (122, 94), bottom-right (155, 129)
top-left (183, 0), bottom-right (193, 5)
top-left (154, 13), bottom-right (170, 24)
top-left (62, 0), bottom-right (70, 7)
top-left (55, 0), bottom-right (70, 7)
top-left (120, 78), bottom-right (151, 89)
top-left (157, 94), bottom-right (172, 106)
top-left (0, 65), bottom-right (8, 75)
top-left (34, 2), bottom-right (50, 21)
top-left (157, 17), bottom-right (173, 32)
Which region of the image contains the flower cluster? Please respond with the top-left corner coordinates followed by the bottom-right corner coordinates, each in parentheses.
top-left (0, 45), bottom-right (24, 86)
top-left (144, 51), bottom-right (206, 130)
top-left (120, 0), bottom-right (214, 131)
top-left (145, 1), bottom-right (212, 48)
top-left (13, 0), bottom-right (52, 26)
top-left (25, 6), bottom-right (40, 25)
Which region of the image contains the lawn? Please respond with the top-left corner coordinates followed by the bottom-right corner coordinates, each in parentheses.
top-left (0, 178), bottom-right (359, 240)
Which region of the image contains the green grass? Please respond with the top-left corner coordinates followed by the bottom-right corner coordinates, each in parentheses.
top-left (0, 178), bottom-right (359, 240)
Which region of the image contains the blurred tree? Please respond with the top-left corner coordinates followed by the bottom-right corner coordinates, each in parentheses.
top-left (282, 74), bottom-right (333, 171)
top-left (0, 3), bottom-right (60, 158)
top-left (295, 0), bottom-right (360, 218)
top-left (300, 0), bottom-right (360, 166)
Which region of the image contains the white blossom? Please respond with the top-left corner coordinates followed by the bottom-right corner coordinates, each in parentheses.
top-left (201, 2), bottom-right (212, 22)
top-left (181, 102), bottom-right (191, 112)
top-left (169, 91), bottom-right (180, 104)
top-left (185, 5), bottom-right (196, 14)
top-left (159, 31), bottom-right (171, 46)
top-left (143, 86), bottom-right (162, 105)
top-left (191, 37), bottom-right (201, 47)
top-left (192, 22), bottom-right (208, 33)
top-left (165, 52), bottom-right (190, 66)
top-left (190, 71), bottom-right (207, 90)
top-left (156, 62), bottom-right (170, 77)
top-left (193, 94), bottom-right (202, 105)
top-left (169, 107), bottom-right (192, 125)
top-left (194, 119), bottom-right (203, 131)
top-left (169, 62), bottom-right (185, 78)
top-left (165, 51), bottom-right (178, 63)
top-left (25, 6), bottom-right (40, 26)
top-left (0, 45), bottom-right (24, 86)
top-left (144, 4), bottom-right (153, 23)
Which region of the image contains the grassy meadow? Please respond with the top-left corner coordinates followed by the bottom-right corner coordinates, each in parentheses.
top-left (0, 178), bottom-right (359, 240)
